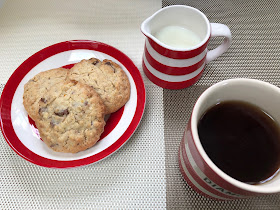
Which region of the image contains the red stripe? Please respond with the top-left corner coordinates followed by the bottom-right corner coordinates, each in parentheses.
top-left (142, 61), bottom-right (203, 89)
top-left (148, 38), bottom-right (209, 59)
top-left (178, 147), bottom-right (224, 201)
top-left (180, 137), bottom-right (239, 200)
top-left (186, 122), bottom-right (258, 196)
top-left (144, 45), bottom-right (206, 75)
top-left (0, 40), bottom-right (146, 168)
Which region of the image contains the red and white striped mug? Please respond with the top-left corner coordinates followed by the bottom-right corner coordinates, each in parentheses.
top-left (141, 5), bottom-right (232, 89)
top-left (179, 78), bottom-right (280, 200)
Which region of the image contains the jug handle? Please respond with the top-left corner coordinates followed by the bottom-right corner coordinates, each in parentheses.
top-left (205, 23), bottom-right (232, 64)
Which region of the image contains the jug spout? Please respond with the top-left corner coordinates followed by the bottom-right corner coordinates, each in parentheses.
top-left (140, 7), bottom-right (172, 43)
top-left (140, 16), bottom-right (152, 39)
top-left (141, 10), bottom-right (169, 47)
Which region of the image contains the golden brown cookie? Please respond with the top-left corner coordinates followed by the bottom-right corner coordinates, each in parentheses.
top-left (68, 58), bottom-right (130, 114)
top-left (35, 80), bottom-right (106, 153)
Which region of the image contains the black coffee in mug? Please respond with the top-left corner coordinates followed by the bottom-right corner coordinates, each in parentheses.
top-left (198, 100), bottom-right (280, 184)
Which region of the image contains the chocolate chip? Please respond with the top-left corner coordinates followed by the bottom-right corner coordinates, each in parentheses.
top-left (50, 121), bottom-right (55, 127)
top-left (39, 107), bottom-right (47, 114)
top-left (40, 98), bottom-right (47, 103)
top-left (54, 109), bottom-right (69, 117)
top-left (71, 80), bottom-right (78, 85)
top-left (105, 62), bottom-right (116, 73)
top-left (84, 101), bottom-right (88, 106)
top-left (92, 60), bottom-right (99, 65)
top-left (50, 143), bottom-right (58, 147)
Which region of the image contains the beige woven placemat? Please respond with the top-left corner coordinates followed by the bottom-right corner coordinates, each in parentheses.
top-left (163, 0), bottom-right (280, 209)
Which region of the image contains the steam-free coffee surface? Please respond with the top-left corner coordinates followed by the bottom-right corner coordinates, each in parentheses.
top-left (198, 101), bottom-right (280, 184)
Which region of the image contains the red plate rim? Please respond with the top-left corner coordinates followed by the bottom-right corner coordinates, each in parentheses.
top-left (0, 40), bottom-right (146, 168)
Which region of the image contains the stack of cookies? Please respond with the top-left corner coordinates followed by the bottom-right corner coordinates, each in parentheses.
top-left (23, 58), bottom-right (130, 153)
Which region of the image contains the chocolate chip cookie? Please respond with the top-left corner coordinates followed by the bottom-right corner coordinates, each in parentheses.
top-left (35, 80), bottom-right (106, 153)
top-left (68, 58), bottom-right (131, 114)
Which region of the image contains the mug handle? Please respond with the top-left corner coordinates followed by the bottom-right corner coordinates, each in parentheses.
top-left (205, 23), bottom-right (232, 64)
